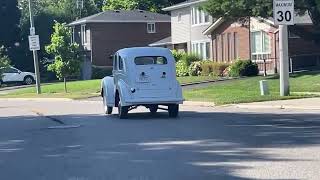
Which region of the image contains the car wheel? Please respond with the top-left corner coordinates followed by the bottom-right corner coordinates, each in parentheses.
top-left (0, 80), bottom-right (2, 87)
top-left (103, 94), bottom-right (113, 115)
top-left (168, 104), bottom-right (179, 118)
top-left (118, 102), bottom-right (129, 119)
top-left (149, 105), bottom-right (158, 114)
top-left (24, 76), bottom-right (34, 85)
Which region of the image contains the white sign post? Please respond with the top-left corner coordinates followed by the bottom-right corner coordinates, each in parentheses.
top-left (28, 0), bottom-right (41, 94)
top-left (28, 35), bottom-right (40, 51)
top-left (273, 0), bottom-right (294, 96)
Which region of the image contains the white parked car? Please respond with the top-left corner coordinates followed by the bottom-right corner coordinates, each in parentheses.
top-left (0, 66), bottom-right (35, 86)
top-left (101, 47), bottom-right (184, 119)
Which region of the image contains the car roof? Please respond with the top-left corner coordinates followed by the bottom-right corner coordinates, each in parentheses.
top-left (117, 47), bottom-right (172, 59)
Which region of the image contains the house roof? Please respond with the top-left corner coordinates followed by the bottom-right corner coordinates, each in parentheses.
top-left (68, 10), bottom-right (171, 26)
top-left (162, 0), bottom-right (207, 11)
top-left (203, 12), bottom-right (313, 35)
top-left (149, 36), bottom-right (172, 46)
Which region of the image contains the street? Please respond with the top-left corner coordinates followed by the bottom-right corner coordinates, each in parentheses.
top-left (1, 99), bottom-right (320, 180)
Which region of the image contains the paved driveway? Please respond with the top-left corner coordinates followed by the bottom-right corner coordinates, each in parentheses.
top-left (0, 99), bottom-right (320, 180)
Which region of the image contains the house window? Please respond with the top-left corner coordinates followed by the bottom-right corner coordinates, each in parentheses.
top-left (178, 13), bottom-right (182, 22)
top-left (227, 33), bottom-right (231, 62)
top-left (191, 7), bottom-right (210, 25)
top-left (251, 31), bottom-right (271, 60)
top-left (191, 41), bottom-right (211, 60)
top-left (147, 23), bottom-right (156, 33)
top-left (234, 32), bottom-right (239, 59)
top-left (81, 25), bottom-right (87, 45)
top-left (71, 27), bottom-right (75, 43)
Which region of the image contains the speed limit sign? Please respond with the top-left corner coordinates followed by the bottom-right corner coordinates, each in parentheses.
top-left (273, 0), bottom-right (294, 25)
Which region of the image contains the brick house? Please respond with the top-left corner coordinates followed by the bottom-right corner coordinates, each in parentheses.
top-left (68, 10), bottom-right (171, 79)
top-left (203, 15), bottom-right (320, 73)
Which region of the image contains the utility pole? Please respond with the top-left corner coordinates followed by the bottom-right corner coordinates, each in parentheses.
top-left (279, 25), bottom-right (290, 96)
top-left (28, 0), bottom-right (41, 94)
top-left (77, 0), bottom-right (84, 19)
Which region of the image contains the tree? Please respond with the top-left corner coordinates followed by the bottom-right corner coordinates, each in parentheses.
top-left (0, 0), bottom-right (20, 48)
top-left (46, 22), bottom-right (82, 93)
top-left (0, 46), bottom-right (11, 82)
top-left (102, 0), bottom-right (181, 12)
top-left (203, 0), bottom-right (320, 43)
top-left (102, 0), bottom-right (138, 11)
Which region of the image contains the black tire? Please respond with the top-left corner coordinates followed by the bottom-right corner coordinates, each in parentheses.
top-left (168, 104), bottom-right (179, 118)
top-left (149, 105), bottom-right (158, 114)
top-left (106, 106), bottom-right (113, 114)
top-left (118, 102), bottom-right (129, 119)
top-left (103, 92), bottom-right (113, 115)
top-left (0, 80), bottom-right (2, 87)
top-left (24, 76), bottom-right (34, 85)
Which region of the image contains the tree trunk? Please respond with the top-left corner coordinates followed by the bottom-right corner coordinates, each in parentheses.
top-left (64, 77), bottom-right (67, 93)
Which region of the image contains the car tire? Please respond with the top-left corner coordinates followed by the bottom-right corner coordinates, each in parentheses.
top-left (168, 104), bottom-right (179, 118)
top-left (149, 105), bottom-right (158, 114)
top-left (106, 106), bottom-right (113, 114)
top-left (103, 92), bottom-right (113, 115)
top-left (118, 102), bottom-right (129, 119)
top-left (24, 76), bottom-right (34, 85)
top-left (0, 80), bottom-right (2, 87)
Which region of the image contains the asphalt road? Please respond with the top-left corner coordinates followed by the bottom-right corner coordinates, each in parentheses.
top-left (1, 99), bottom-right (320, 180)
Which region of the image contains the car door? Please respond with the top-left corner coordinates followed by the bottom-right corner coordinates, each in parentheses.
top-left (2, 67), bottom-right (22, 82)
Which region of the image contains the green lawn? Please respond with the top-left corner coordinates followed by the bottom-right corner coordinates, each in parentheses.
top-left (2, 71), bottom-right (320, 103)
top-left (184, 71), bottom-right (320, 105)
top-left (0, 76), bottom-right (218, 99)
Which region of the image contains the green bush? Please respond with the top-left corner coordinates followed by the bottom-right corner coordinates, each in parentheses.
top-left (201, 61), bottom-right (229, 77)
top-left (188, 61), bottom-right (202, 76)
top-left (176, 60), bottom-right (189, 77)
top-left (92, 66), bottom-right (113, 79)
top-left (181, 53), bottom-right (202, 66)
top-left (171, 50), bottom-right (185, 62)
top-left (228, 60), bottom-right (259, 77)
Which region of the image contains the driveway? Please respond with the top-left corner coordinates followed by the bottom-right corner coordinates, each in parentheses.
top-left (0, 99), bottom-right (320, 179)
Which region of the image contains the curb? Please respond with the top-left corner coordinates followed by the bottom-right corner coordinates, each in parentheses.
top-left (183, 101), bottom-right (215, 107)
top-left (180, 77), bottom-right (239, 86)
top-left (235, 104), bottom-right (320, 110)
top-left (0, 98), bottom-right (73, 102)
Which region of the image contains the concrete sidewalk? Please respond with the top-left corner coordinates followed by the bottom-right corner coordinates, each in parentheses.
top-left (234, 98), bottom-right (320, 110)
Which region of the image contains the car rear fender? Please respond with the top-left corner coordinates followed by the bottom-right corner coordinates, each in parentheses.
top-left (101, 76), bottom-right (115, 107)
top-left (117, 79), bottom-right (132, 106)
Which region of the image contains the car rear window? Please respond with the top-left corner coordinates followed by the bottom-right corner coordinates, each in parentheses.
top-left (134, 56), bottom-right (167, 65)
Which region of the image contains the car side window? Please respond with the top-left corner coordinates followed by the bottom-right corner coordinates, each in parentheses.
top-left (118, 56), bottom-right (124, 71)
top-left (113, 54), bottom-right (118, 71)
top-left (5, 67), bottom-right (19, 73)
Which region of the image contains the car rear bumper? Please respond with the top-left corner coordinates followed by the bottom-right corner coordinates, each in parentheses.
top-left (124, 97), bottom-right (184, 106)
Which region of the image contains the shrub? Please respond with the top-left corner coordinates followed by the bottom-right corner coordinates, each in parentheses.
top-left (228, 60), bottom-right (259, 77)
top-left (171, 50), bottom-right (185, 62)
top-left (181, 53), bottom-right (202, 66)
top-left (92, 66), bottom-right (113, 79)
top-left (176, 60), bottom-right (189, 77)
top-left (188, 61), bottom-right (202, 76)
top-left (201, 61), bottom-right (229, 77)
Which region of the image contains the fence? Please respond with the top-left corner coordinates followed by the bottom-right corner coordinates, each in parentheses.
top-left (252, 53), bottom-right (320, 76)
top-left (289, 54), bottom-right (320, 72)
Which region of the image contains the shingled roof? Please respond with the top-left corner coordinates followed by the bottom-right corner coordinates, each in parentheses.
top-left (69, 10), bottom-right (171, 26)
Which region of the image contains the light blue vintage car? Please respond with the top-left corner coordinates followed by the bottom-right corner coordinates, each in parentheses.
top-left (101, 47), bottom-right (183, 119)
